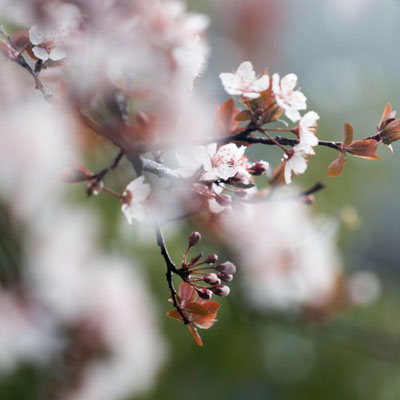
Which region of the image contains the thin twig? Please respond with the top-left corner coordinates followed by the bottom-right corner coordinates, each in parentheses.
top-left (91, 150), bottom-right (125, 183)
top-left (155, 221), bottom-right (189, 324)
top-left (0, 25), bottom-right (52, 101)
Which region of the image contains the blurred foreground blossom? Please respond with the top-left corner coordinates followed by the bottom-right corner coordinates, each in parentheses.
top-left (223, 195), bottom-right (342, 310)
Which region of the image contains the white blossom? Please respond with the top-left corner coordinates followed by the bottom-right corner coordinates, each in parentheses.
top-left (284, 148), bottom-right (308, 184)
top-left (284, 111), bottom-right (320, 184)
top-left (219, 61), bottom-right (270, 99)
top-left (224, 198), bottom-right (342, 310)
top-left (121, 176), bottom-right (152, 224)
top-left (298, 111), bottom-right (320, 155)
top-left (272, 73), bottom-right (307, 122)
top-left (29, 26), bottom-right (67, 61)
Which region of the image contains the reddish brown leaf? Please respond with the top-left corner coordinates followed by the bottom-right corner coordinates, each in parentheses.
top-left (345, 139), bottom-right (381, 160)
top-left (327, 153), bottom-right (345, 177)
top-left (185, 302), bottom-right (209, 316)
top-left (342, 122), bottom-right (354, 146)
top-left (269, 161), bottom-right (286, 186)
top-left (235, 110), bottom-right (252, 122)
top-left (380, 102), bottom-right (392, 123)
top-left (166, 310), bottom-right (184, 322)
top-left (177, 282), bottom-right (197, 307)
top-left (194, 319), bottom-right (217, 330)
top-left (188, 324), bottom-right (203, 347)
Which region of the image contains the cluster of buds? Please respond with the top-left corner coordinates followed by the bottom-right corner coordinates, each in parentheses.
top-left (179, 232), bottom-right (236, 299)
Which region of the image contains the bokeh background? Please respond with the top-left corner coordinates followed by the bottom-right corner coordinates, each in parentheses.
top-left (2, 0), bottom-right (400, 399)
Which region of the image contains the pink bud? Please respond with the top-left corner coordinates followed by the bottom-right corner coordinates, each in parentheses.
top-left (197, 288), bottom-right (212, 300)
top-left (211, 285), bottom-right (230, 297)
top-left (218, 273), bottom-right (233, 282)
top-left (187, 252), bottom-right (203, 266)
top-left (204, 254), bottom-right (218, 264)
top-left (216, 261), bottom-right (236, 275)
top-left (203, 273), bottom-right (221, 286)
top-left (188, 232), bottom-right (201, 247)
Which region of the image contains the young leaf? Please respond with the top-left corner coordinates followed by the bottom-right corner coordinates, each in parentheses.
top-left (343, 122), bottom-right (354, 146)
top-left (328, 153), bottom-right (345, 177)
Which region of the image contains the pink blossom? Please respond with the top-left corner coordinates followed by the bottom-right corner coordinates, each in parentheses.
top-left (121, 176), bottom-right (152, 224)
top-left (272, 73), bottom-right (307, 122)
top-left (219, 61), bottom-right (269, 99)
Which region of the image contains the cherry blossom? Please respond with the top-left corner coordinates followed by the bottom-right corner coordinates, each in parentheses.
top-left (297, 111), bottom-right (320, 155)
top-left (283, 111), bottom-right (320, 184)
top-left (201, 143), bottom-right (248, 180)
top-left (29, 26), bottom-right (67, 61)
top-left (219, 61), bottom-right (269, 99)
top-left (284, 147), bottom-right (308, 185)
top-left (121, 176), bottom-right (152, 224)
top-left (272, 73), bottom-right (307, 122)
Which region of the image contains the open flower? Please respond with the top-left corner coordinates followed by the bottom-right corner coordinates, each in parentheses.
top-left (219, 61), bottom-right (269, 99)
top-left (29, 26), bottom-right (67, 61)
top-left (121, 176), bottom-right (151, 223)
top-left (202, 143), bottom-right (248, 180)
top-left (284, 147), bottom-right (308, 184)
top-left (297, 111), bottom-right (320, 155)
top-left (272, 73), bottom-right (307, 122)
top-left (283, 111), bottom-right (319, 184)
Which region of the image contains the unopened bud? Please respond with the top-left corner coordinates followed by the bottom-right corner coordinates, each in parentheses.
top-left (188, 232), bottom-right (201, 247)
top-left (187, 252), bottom-right (203, 266)
top-left (216, 261), bottom-right (236, 275)
top-left (248, 161), bottom-right (270, 176)
top-left (211, 285), bottom-right (230, 297)
top-left (197, 288), bottom-right (212, 300)
top-left (218, 273), bottom-right (233, 282)
top-left (203, 273), bottom-right (221, 286)
top-left (204, 254), bottom-right (218, 264)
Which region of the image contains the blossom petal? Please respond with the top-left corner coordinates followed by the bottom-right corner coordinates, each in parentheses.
top-left (49, 47), bottom-right (67, 61)
top-left (281, 73), bottom-right (298, 93)
top-left (32, 46), bottom-right (50, 61)
top-left (250, 75), bottom-right (270, 92)
top-left (29, 26), bottom-right (43, 45)
top-left (236, 61), bottom-right (256, 84)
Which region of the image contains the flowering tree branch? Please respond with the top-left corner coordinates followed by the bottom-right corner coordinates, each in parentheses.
top-left (155, 220), bottom-right (189, 325)
top-left (0, 25), bottom-right (51, 101)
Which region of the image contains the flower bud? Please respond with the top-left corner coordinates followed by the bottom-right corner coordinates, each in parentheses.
top-left (188, 232), bottom-right (201, 247)
top-left (187, 252), bottom-right (203, 267)
top-left (216, 261), bottom-right (236, 275)
top-left (203, 273), bottom-right (221, 286)
top-left (197, 288), bottom-right (212, 300)
top-left (248, 161), bottom-right (270, 176)
top-left (211, 285), bottom-right (230, 297)
top-left (218, 273), bottom-right (233, 282)
top-left (204, 254), bottom-right (218, 264)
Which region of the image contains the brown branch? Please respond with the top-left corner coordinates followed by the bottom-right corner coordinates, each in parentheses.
top-left (91, 150), bottom-right (124, 183)
top-left (0, 25), bottom-right (52, 101)
top-left (155, 221), bottom-right (189, 325)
